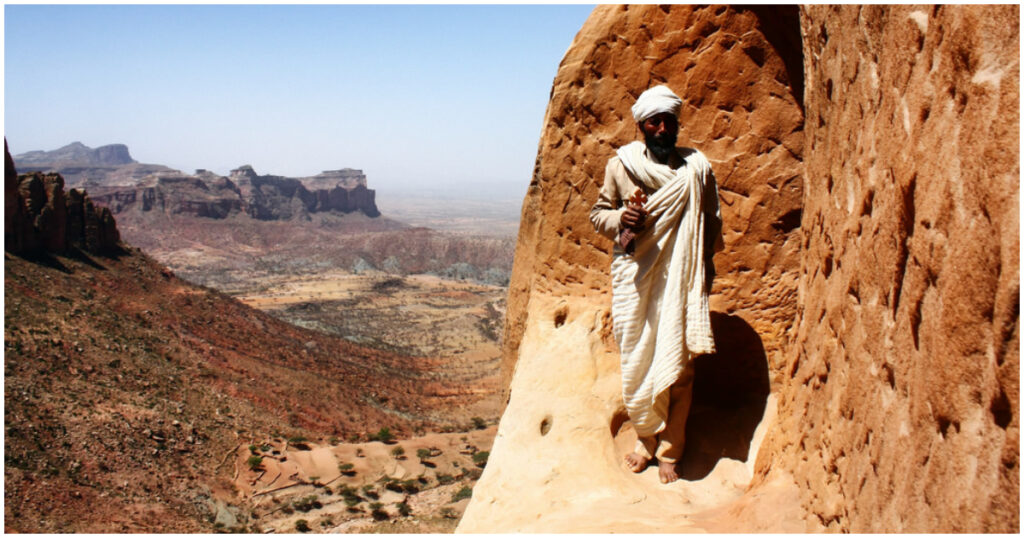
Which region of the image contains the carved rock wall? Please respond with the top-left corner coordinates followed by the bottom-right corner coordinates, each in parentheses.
top-left (765, 5), bottom-right (1019, 532)
top-left (499, 4), bottom-right (805, 403)
top-left (465, 4), bottom-right (1019, 534)
top-left (462, 5), bottom-right (807, 533)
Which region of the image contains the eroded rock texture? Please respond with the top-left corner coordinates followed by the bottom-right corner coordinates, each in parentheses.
top-left (466, 4), bottom-right (1019, 534)
top-left (766, 5), bottom-right (1019, 532)
top-left (464, 5), bottom-right (807, 533)
top-left (499, 4), bottom-right (805, 402)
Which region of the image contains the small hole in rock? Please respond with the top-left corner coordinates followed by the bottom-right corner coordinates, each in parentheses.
top-left (554, 306), bottom-right (568, 328)
top-left (540, 416), bottom-right (552, 436)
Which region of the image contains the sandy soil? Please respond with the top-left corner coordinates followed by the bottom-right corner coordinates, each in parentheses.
top-left (230, 428), bottom-right (496, 533)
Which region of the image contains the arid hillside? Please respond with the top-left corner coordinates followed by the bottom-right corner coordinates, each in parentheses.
top-left (462, 4), bottom-right (1017, 533)
top-left (4, 144), bottom-right (503, 532)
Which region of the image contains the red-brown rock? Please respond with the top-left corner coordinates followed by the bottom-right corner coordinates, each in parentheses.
top-left (766, 5), bottom-right (1019, 532)
top-left (467, 4), bottom-right (1018, 534)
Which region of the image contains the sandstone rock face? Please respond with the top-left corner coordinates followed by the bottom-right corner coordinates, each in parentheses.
top-left (499, 5), bottom-right (805, 402)
top-left (462, 4), bottom-right (1018, 534)
top-left (462, 4), bottom-right (806, 533)
top-left (764, 5), bottom-right (1018, 532)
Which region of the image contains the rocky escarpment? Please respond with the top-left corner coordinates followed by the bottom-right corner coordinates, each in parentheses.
top-left (5, 141), bottom-right (121, 255)
top-left (461, 4), bottom-right (1018, 534)
top-left (230, 165), bottom-right (381, 219)
top-left (91, 165), bottom-right (380, 220)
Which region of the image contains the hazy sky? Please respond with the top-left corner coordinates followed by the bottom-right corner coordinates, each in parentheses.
top-left (5, 4), bottom-right (594, 197)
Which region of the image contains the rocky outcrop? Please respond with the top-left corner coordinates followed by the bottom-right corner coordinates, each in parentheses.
top-left (92, 165), bottom-right (381, 221)
top-left (461, 4), bottom-right (1018, 534)
top-left (232, 165), bottom-right (381, 219)
top-left (765, 5), bottom-right (1019, 532)
top-left (461, 4), bottom-right (806, 533)
top-left (5, 141), bottom-right (121, 255)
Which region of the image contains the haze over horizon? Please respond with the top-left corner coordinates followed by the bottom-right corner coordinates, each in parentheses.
top-left (4, 4), bottom-right (594, 198)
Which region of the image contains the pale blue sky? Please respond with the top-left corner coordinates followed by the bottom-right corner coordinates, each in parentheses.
top-left (5, 4), bottom-right (594, 198)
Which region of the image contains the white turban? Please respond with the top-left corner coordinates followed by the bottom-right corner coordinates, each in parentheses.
top-left (631, 85), bottom-right (682, 123)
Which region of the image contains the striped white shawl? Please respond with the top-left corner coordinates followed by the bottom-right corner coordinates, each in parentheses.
top-left (611, 141), bottom-right (716, 438)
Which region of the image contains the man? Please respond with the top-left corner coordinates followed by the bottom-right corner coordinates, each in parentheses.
top-left (590, 84), bottom-right (723, 484)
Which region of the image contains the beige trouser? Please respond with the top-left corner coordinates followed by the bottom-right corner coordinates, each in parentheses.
top-left (634, 362), bottom-right (695, 464)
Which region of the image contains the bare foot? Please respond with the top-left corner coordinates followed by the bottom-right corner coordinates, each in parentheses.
top-left (658, 460), bottom-right (679, 483)
top-left (623, 452), bottom-right (649, 473)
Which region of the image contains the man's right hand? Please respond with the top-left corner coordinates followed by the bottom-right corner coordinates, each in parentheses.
top-left (622, 206), bottom-right (647, 230)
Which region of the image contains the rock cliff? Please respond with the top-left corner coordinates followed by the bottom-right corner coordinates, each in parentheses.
top-left (5, 140), bottom-right (121, 255)
top-left (768, 5), bottom-right (1019, 531)
top-left (91, 165), bottom-right (381, 220)
top-left (461, 4), bottom-right (1017, 533)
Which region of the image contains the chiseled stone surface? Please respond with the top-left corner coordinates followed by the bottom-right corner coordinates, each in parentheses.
top-left (463, 4), bottom-right (807, 533)
top-left (464, 4), bottom-right (1018, 534)
top-left (769, 5), bottom-right (1019, 532)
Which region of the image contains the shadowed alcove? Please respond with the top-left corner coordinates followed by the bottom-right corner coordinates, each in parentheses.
top-left (679, 311), bottom-right (770, 480)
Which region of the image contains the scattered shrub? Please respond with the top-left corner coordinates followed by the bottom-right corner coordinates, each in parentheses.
top-left (396, 502), bottom-right (411, 517)
top-left (471, 417), bottom-right (487, 430)
top-left (452, 486), bottom-right (473, 502)
top-left (248, 444), bottom-right (259, 455)
top-left (372, 427), bottom-right (395, 443)
top-left (247, 456), bottom-right (263, 470)
top-left (295, 519), bottom-right (310, 533)
top-left (436, 473), bottom-right (455, 485)
top-left (440, 507), bottom-right (458, 519)
top-left (292, 495), bottom-right (322, 513)
top-left (416, 448), bottom-right (432, 460)
top-left (361, 485), bottom-right (379, 499)
top-left (391, 445), bottom-right (405, 458)
top-left (369, 502), bottom-right (388, 521)
top-left (472, 451), bottom-right (490, 468)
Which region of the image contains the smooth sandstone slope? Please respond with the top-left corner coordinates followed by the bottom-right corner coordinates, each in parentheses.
top-left (462, 5), bottom-right (806, 532)
top-left (461, 4), bottom-right (1019, 534)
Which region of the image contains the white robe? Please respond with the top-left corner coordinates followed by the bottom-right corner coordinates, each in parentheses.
top-left (610, 141), bottom-right (716, 438)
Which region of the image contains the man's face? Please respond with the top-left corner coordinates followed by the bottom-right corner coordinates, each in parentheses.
top-left (640, 112), bottom-right (678, 161)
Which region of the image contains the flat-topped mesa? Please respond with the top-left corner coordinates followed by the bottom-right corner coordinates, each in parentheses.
top-left (15, 141), bottom-right (136, 167)
top-left (300, 168), bottom-right (368, 190)
top-left (94, 164), bottom-right (381, 220)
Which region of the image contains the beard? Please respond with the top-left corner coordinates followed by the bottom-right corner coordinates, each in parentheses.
top-left (644, 131), bottom-right (677, 163)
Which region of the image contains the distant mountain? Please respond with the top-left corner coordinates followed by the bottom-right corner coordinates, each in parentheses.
top-left (14, 141), bottom-right (136, 166)
top-left (13, 142), bottom-right (175, 188)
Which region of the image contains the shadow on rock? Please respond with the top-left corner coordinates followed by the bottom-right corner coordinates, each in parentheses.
top-left (679, 311), bottom-right (770, 480)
